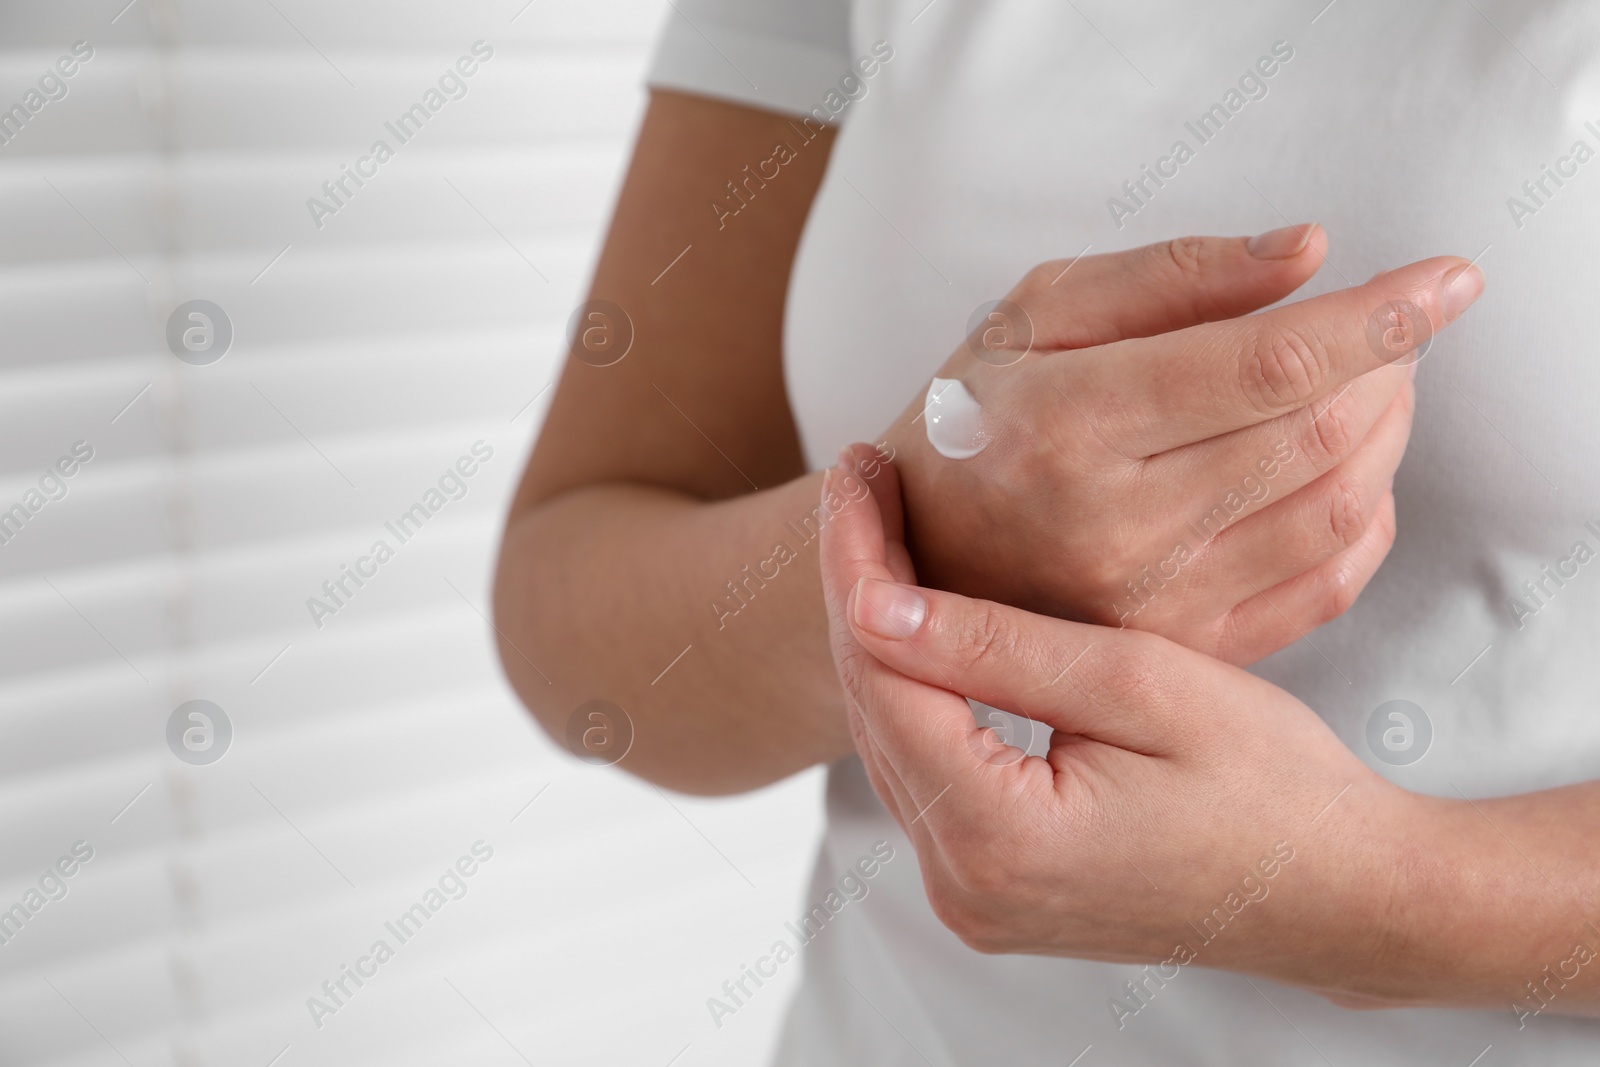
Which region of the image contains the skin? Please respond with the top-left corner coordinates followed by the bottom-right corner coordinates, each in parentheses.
top-left (879, 241), bottom-right (1483, 664)
top-left (819, 445), bottom-right (1600, 1017)
top-left (495, 87), bottom-right (1594, 1017)
top-left (495, 89), bottom-right (1468, 793)
top-left (496, 90), bottom-right (849, 794)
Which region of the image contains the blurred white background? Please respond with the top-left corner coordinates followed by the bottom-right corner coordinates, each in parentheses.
top-left (0, 2), bottom-right (824, 1064)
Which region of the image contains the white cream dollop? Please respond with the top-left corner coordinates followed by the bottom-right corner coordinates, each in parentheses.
top-left (924, 377), bottom-right (988, 459)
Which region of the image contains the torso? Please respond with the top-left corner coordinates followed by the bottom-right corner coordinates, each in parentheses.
top-left (780, 1), bottom-right (1600, 1060)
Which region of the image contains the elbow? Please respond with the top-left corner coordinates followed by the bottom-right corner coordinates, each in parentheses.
top-left (491, 495), bottom-right (825, 797)
top-left (492, 511), bottom-right (744, 796)
top-left (491, 510), bottom-right (566, 739)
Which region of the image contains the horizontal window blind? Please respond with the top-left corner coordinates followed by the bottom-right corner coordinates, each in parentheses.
top-left (0, 3), bottom-right (824, 1065)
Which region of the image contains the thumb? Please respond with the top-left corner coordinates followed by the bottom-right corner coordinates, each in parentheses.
top-left (818, 460), bottom-right (997, 818)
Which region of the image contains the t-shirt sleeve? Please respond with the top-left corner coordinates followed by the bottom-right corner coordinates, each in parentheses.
top-left (646, 0), bottom-right (853, 122)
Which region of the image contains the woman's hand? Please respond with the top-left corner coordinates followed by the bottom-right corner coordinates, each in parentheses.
top-left (818, 446), bottom-right (1426, 997)
top-left (878, 228), bottom-right (1484, 665)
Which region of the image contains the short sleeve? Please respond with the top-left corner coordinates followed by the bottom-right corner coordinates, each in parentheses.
top-left (646, 0), bottom-right (854, 122)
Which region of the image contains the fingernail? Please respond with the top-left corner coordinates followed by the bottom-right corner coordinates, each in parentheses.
top-left (1247, 223), bottom-right (1315, 260)
top-left (854, 578), bottom-right (927, 640)
top-left (1439, 263), bottom-right (1484, 322)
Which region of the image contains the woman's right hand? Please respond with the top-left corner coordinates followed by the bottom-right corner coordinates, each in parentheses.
top-left (876, 227), bottom-right (1484, 665)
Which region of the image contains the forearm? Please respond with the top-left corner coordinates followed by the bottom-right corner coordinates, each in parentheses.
top-left (1381, 783), bottom-right (1600, 1020)
top-left (1272, 779), bottom-right (1600, 1020)
top-left (493, 471), bottom-right (849, 794)
top-left (492, 90), bottom-right (847, 793)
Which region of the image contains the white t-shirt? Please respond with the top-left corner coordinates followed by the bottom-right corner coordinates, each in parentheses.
top-left (652, 2), bottom-right (1600, 1062)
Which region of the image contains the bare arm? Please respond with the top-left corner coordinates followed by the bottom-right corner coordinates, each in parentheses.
top-left (1380, 782), bottom-right (1600, 1020)
top-left (493, 93), bottom-right (1473, 798)
top-left (494, 89), bottom-right (850, 794)
top-left (820, 453), bottom-right (1600, 1018)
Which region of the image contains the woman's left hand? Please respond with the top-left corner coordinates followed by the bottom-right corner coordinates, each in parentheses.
top-left (819, 443), bottom-right (1428, 999)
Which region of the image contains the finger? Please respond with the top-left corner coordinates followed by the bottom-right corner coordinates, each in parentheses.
top-left (818, 462), bottom-right (891, 626)
top-left (838, 443), bottom-right (917, 585)
top-left (971, 227), bottom-right (1326, 359)
top-left (847, 577), bottom-right (1206, 755)
top-left (815, 459), bottom-right (913, 823)
top-left (844, 698), bottom-right (916, 838)
top-left (839, 443), bottom-right (903, 542)
top-left (843, 577), bottom-right (1039, 825)
top-left (1153, 357), bottom-right (1409, 527)
top-left (1218, 490), bottom-right (1398, 666)
top-left (817, 458), bottom-right (982, 828)
top-left (884, 541), bottom-right (916, 587)
top-left (1164, 381), bottom-right (1413, 619)
top-left (825, 450), bottom-right (921, 823)
top-left (1066, 255), bottom-right (1481, 454)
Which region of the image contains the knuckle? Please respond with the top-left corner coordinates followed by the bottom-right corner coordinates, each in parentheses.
top-left (1244, 322), bottom-right (1328, 413)
top-left (1317, 567), bottom-right (1362, 624)
top-left (952, 602), bottom-right (1017, 674)
top-left (1163, 235), bottom-right (1209, 279)
top-left (833, 644), bottom-right (876, 697)
top-left (1312, 495), bottom-right (1395, 626)
top-left (1324, 477), bottom-right (1369, 552)
top-left (1304, 396), bottom-right (1357, 463)
top-left (1331, 502), bottom-right (1396, 624)
top-left (1086, 635), bottom-right (1166, 709)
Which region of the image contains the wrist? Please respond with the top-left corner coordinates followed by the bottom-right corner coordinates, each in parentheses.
top-left (1338, 786), bottom-right (1470, 1002)
top-left (1385, 789), bottom-right (1600, 1013)
top-left (1230, 775), bottom-right (1442, 1000)
top-left (1271, 782), bottom-right (1585, 1011)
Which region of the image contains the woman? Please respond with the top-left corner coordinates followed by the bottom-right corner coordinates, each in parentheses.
top-left (495, 1), bottom-right (1600, 1061)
